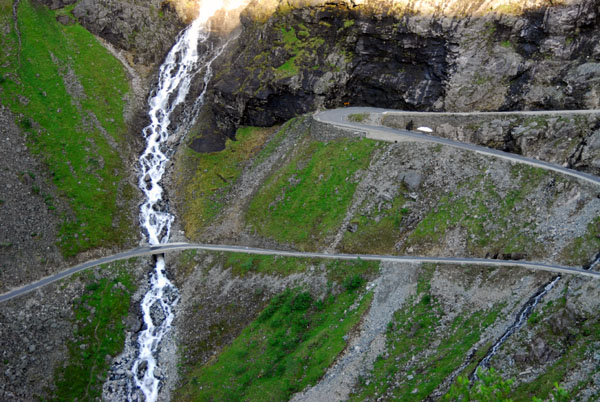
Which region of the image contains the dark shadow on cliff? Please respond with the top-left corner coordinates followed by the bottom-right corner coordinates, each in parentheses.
top-left (186, 0), bottom-right (600, 153)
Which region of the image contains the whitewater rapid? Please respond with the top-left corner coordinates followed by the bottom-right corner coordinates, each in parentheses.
top-left (131, 9), bottom-right (231, 401)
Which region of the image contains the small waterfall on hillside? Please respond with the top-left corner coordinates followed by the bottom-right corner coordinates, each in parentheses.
top-left (469, 251), bottom-right (600, 382)
top-left (126, 5), bottom-right (239, 401)
top-left (469, 275), bottom-right (561, 381)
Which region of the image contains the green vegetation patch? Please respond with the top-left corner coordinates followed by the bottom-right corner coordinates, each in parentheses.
top-left (444, 368), bottom-right (570, 401)
top-left (176, 285), bottom-right (373, 401)
top-left (350, 265), bottom-right (502, 401)
top-left (224, 252), bottom-right (379, 282)
top-left (177, 126), bottom-right (273, 237)
top-left (405, 165), bottom-right (548, 258)
top-left (276, 25), bottom-right (325, 78)
top-left (348, 113), bottom-right (369, 123)
top-left (51, 261), bottom-right (137, 400)
top-left (444, 368), bottom-right (513, 401)
top-left (277, 55), bottom-right (299, 75)
top-left (225, 253), bottom-right (311, 277)
top-left (341, 193), bottom-right (410, 254)
top-left (247, 137), bottom-right (377, 250)
top-left (0, 0), bottom-right (134, 257)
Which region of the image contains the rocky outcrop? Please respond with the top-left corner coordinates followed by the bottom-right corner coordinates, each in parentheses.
top-left (444, 0), bottom-right (600, 111)
top-left (189, 0), bottom-right (449, 152)
top-left (186, 0), bottom-right (600, 153)
top-left (71, 0), bottom-right (184, 66)
top-left (381, 111), bottom-right (600, 175)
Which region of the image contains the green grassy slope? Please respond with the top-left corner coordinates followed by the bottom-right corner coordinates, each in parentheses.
top-left (175, 255), bottom-right (378, 401)
top-left (173, 97), bottom-right (599, 402)
top-left (0, 0), bottom-right (135, 257)
top-left (176, 125), bottom-right (274, 236)
top-left (50, 259), bottom-right (139, 400)
top-left (247, 136), bottom-right (377, 250)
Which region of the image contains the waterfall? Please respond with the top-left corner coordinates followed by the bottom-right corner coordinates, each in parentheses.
top-left (469, 252), bottom-right (600, 382)
top-left (469, 275), bottom-right (561, 382)
top-left (130, 8), bottom-right (231, 401)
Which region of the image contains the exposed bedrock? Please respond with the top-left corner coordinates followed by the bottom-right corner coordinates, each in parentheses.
top-left (71, 0), bottom-right (185, 67)
top-left (185, 0), bottom-right (600, 153)
top-left (382, 111), bottom-right (600, 176)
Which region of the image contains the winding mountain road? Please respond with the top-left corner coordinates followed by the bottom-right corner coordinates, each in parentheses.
top-left (3, 107), bottom-right (600, 304)
top-left (315, 107), bottom-right (600, 187)
top-left (1, 242), bottom-right (598, 303)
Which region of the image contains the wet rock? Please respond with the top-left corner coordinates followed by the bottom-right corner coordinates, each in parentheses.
top-left (125, 315), bottom-right (143, 333)
top-left (152, 199), bottom-right (167, 212)
top-left (149, 301), bottom-right (166, 326)
top-left (137, 360), bottom-right (148, 379)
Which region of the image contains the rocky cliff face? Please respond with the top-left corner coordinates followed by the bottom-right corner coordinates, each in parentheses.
top-left (187, 0), bottom-right (600, 153)
top-left (71, 0), bottom-right (184, 67)
top-left (41, 0), bottom-right (600, 153)
top-left (381, 111), bottom-right (600, 176)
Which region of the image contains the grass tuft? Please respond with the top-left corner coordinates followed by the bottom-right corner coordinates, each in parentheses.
top-left (348, 113), bottom-right (369, 122)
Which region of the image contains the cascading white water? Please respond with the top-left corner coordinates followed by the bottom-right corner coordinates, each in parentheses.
top-left (132, 19), bottom-right (203, 401)
top-left (469, 275), bottom-right (561, 382)
top-left (131, 3), bottom-right (240, 399)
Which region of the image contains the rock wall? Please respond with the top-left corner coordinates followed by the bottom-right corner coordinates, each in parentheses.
top-left (382, 111), bottom-right (600, 175)
top-left (186, 0), bottom-right (600, 153)
top-left (71, 0), bottom-right (184, 67)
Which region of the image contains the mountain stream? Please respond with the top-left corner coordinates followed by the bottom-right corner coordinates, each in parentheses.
top-left (129, 5), bottom-right (236, 400)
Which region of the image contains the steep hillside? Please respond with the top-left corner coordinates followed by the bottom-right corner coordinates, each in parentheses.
top-left (1, 0), bottom-right (600, 401)
top-left (0, 256), bottom-right (150, 400)
top-left (168, 113), bottom-right (600, 400)
top-left (168, 5), bottom-right (600, 395)
top-left (0, 0), bottom-right (148, 292)
top-left (175, 115), bottom-right (599, 266)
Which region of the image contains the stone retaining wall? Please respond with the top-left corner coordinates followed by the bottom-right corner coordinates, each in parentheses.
top-left (310, 116), bottom-right (366, 141)
top-left (382, 111), bottom-right (600, 175)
